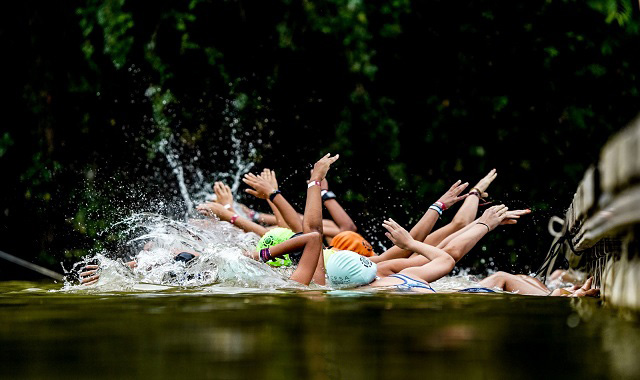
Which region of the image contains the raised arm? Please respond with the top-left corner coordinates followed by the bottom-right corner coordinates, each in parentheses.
top-left (438, 205), bottom-right (510, 262)
top-left (381, 219), bottom-right (455, 283)
top-left (436, 208), bottom-right (531, 252)
top-left (260, 169), bottom-right (289, 228)
top-left (383, 206), bottom-right (510, 284)
top-left (257, 154), bottom-right (340, 285)
top-left (424, 169), bottom-right (497, 246)
top-left (197, 201), bottom-right (268, 236)
top-left (243, 173), bottom-right (304, 233)
top-left (370, 180), bottom-right (469, 263)
top-left (213, 181), bottom-right (237, 213)
top-left (304, 154), bottom-right (339, 233)
top-left (320, 177), bottom-right (357, 232)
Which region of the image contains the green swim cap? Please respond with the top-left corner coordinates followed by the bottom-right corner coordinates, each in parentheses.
top-left (257, 228), bottom-right (296, 267)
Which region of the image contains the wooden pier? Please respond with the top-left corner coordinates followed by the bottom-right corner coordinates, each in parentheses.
top-left (557, 115), bottom-right (640, 310)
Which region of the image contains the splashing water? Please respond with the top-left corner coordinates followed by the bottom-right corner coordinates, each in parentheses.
top-left (158, 139), bottom-right (195, 217)
top-left (61, 103), bottom-right (488, 293)
top-left (62, 214), bottom-right (304, 292)
top-left (210, 117), bottom-right (257, 196)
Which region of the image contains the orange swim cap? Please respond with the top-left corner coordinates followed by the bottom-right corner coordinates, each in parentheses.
top-left (331, 231), bottom-right (374, 257)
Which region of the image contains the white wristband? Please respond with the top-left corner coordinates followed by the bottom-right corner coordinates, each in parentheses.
top-left (223, 204), bottom-right (232, 210)
top-left (429, 205), bottom-right (443, 216)
top-left (307, 181), bottom-right (321, 188)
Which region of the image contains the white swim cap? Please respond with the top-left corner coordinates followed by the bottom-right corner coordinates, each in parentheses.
top-left (325, 250), bottom-right (377, 288)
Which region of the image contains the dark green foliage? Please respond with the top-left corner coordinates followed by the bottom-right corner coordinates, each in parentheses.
top-left (1, 0), bottom-right (639, 277)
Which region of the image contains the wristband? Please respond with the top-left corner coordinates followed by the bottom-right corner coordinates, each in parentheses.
top-left (223, 204), bottom-right (232, 210)
top-left (322, 190), bottom-right (337, 202)
top-left (307, 181), bottom-right (321, 189)
top-left (429, 205), bottom-right (443, 216)
top-left (259, 248), bottom-right (272, 263)
top-left (269, 190), bottom-right (281, 201)
top-left (477, 222), bottom-right (490, 232)
top-left (469, 189), bottom-right (481, 197)
top-left (434, 201), bottom-right (447, 211)
top-left (229, 214), bottom-right (239, 224)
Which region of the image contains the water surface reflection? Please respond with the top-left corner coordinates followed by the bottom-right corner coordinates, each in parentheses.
top-left (0, 282), bottom-right (637, 379)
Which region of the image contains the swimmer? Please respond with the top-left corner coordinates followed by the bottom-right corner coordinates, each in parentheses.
top-left (373, 173), bottom-right (532, 276)
top-left (197, 171), bottom-right (344, 239)
top-left (322, 210), bottom-right (599, 297)
top-left (78, 249), bottom-right (200, 285)
top-left (328, 169), bottom-right (499, 262)
top-left (81, 154), bottom-right (340, 286)
top-left (246, 153), bottom-right (339, 284)
top-left (478, 272), bottom-right (600, 297)
top-left (324, 205), bottom-right (512, 292)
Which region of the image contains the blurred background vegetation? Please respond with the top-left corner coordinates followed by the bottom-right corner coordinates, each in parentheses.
top-left (1, 0), bottom-right (638, 279)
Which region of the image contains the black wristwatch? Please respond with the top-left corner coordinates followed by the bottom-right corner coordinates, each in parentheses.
top-left (269, 190), bottom-right (281, 201)
top-left (321, 190), bottom-right (336, 202)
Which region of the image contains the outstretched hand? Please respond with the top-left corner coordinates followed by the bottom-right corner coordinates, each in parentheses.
top-left (260, 169), bottom-right (279, 191)
top-left (214, 182), bottom-right (234, 208)
top-left (472, 169), bottom-right (497, 196)
top-left (437, 180), bottom-right (469, 209)
top-left (310, 153), bottom-right (339, 182)
top-left (80, 264), bottom-right (100, 285)
top-left (243, 173), bottom-right (276, 199)
top-left (500, 209), bottom-right (532, 225)
top-left (382, 218), bottom-right (415, 251)
top-left (478, 204), bottom-right (509, 231)
top-left (196, 201), bottom-right (228, 217)
top-left (569, 277), bottom-right (600, 297)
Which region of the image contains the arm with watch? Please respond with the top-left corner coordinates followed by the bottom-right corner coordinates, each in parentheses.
top-left (196, 201), bottom-right (269, 236)
top-left (249, 154), bottom-right (339, 285)
top-left (243, 173), bottom-right (304, 233)
top-left (375, 205), bottom-right (531, 276)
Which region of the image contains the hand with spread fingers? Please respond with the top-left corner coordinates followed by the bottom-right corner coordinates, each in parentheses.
top-left (260, 169), bottom-right (279, 191)
top-left (437, 180), bottom-right (470, 209)
top-left (214, 182), bottom-right (235, 211)
top-left (569, 277), bottom-right (600, 297)
top-left (500, 209), bottom-right (532, 225)
top-left (310, 153), bottom-right (339, 182)
top-left (382, 218), bottom-right (415, 251)
top-left (243, 173), bottom-right (276, 199)
top-left (477, 205), bottom-right (509, 231)
top-left (80, 264), bottom-right (100, 285)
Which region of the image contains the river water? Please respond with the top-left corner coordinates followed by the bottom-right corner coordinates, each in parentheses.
top-left (1, 281), bottom-right (639, 379)
top-left (3, 137), bottom-right (639, 379)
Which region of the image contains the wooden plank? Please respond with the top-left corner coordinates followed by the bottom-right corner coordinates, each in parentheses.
top-left (572, 184), bottom-right (640, 250)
